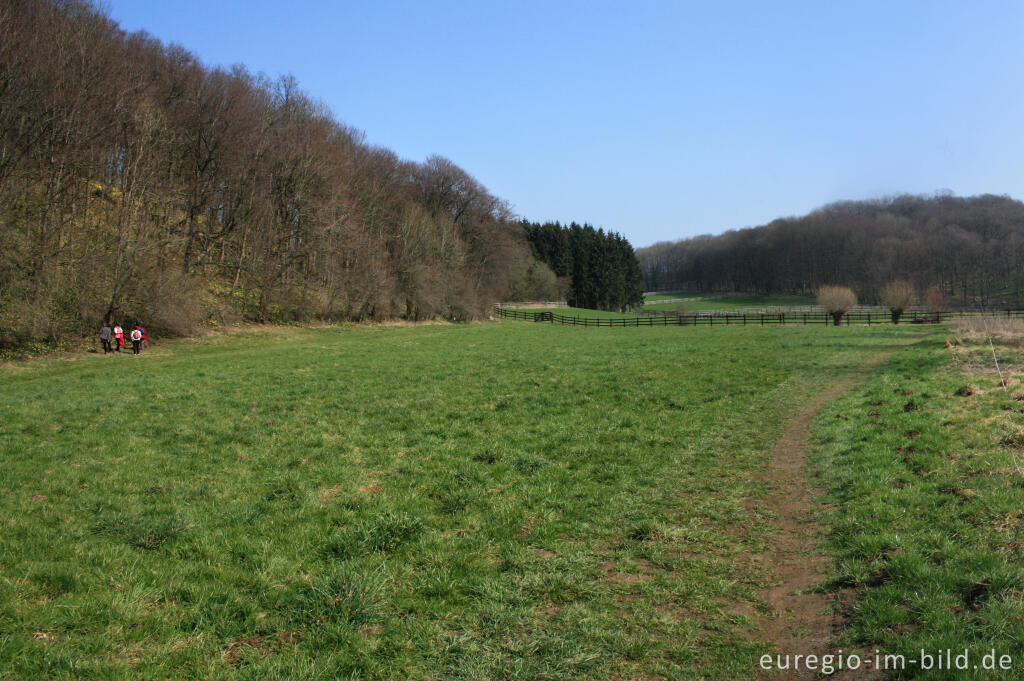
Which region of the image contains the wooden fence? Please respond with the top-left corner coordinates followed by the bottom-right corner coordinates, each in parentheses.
top-left (495, 306), bottom-right (1024, 328)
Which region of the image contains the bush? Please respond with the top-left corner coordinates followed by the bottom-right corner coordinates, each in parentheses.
top-left (923, 285), bottom-right (949, 313)
top-left (880, 280), bottom-right (916, 324)
top-left (817, 286), bottom-right (857, 326)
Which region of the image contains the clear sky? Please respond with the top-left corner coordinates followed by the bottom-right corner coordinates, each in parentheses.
top-left (102, 0), bottom-right (1024, 248)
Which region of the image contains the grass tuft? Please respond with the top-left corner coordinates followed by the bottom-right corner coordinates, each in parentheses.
top-left (91, 512), bottom-right (193, 550)
top-left (325, 510), bottom-right (424, 559)
top-left (285, 566), bottom-right (386, 626)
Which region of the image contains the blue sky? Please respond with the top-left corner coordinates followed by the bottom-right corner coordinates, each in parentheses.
top-left (103, 1), bottom-right (1024, 247)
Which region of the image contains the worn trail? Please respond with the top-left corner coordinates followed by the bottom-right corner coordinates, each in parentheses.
top-left (752, 339), bottom-right (922, 680)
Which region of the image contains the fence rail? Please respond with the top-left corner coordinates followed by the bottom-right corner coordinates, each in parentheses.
top-left (494, 301), bottom-right (568, 308)
top-left (495, 306), bottom-right (1024, 328)
top-left (638, 304), bottom-right (924, 316)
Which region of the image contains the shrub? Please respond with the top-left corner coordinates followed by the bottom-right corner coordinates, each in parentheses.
top-left (923, 285), bottom-right (950, 313)
top-left (817, 286), bottom-right (857, 326)
top-left (880, 280), bottom-right (916, 324)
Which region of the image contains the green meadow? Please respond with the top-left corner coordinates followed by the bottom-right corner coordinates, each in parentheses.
top-left (505, 306), bottom-right (641, 319)
top-left (3, 322), bottom-right (1022, 679)
top-left (510, 295), bottom-right (813, 318)
top-left (810, 337), bottom-right (1024, 679)
top-left (642, 293), bottom-right (814, 312)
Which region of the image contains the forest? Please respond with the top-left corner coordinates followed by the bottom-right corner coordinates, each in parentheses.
top-left (0, 0), bottom-right (647, 345)
top-left (522, 221), bottom-right (644, 311)
top-left (638, 193), bottom-right (1024, 306)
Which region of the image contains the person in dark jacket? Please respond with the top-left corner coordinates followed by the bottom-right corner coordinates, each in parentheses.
top-left (99, 324), bottom-right (113, 354)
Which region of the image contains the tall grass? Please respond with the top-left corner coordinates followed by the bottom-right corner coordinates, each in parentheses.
top-left (951, 314), bottom-right (1024, 346)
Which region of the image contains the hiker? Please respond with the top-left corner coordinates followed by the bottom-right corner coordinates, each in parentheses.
top-left (113, 324), bottom-right (124, 352)
top-left (99, 323), bottom-right (113, 354)
top-left (138, 324), bottom-right (148, 349)
top-left (130, 327), bottom-right (143, 355)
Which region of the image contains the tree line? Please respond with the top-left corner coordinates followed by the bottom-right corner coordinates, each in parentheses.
top-left (638, 193), bottom-right (1024, 306)
top-left (522, 221), bottom-right (645, 311)
top-left (0, 0), bottom-right (581, 344)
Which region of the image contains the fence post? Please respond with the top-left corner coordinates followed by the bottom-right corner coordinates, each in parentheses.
top-left (760, 314), bottom-right (764, 327)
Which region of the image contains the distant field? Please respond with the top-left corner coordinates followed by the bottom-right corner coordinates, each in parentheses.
top-left (0, 323), bottom-right (930, 680)
top-left (643, 292), bottom-right (690, 302)
top-left (505, 306), bottom-right (639, 319)
top-left (643, 293), bottom-right (814, 311)
top-left (509, 296), bottom-right (815, 318)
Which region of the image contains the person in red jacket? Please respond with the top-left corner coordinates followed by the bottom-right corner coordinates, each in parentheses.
top-left (113, 324), bottom-right (124, 352)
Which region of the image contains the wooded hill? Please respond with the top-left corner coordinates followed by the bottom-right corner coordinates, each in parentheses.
top-left (1, 0), bottom-right (647, 344)
top-left (638, 194), bottom-right (1024, 306)
top-left (522, 221), bottom-right (644, 311)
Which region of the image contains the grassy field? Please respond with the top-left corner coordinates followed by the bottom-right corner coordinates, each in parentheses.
top-left (6, 321), bottom-right (1020, 679)
top-left (809, 334), bottom-right (1024, 678)
top-left (505, 306), bottom-right (641, 319)
top-left (510, 296), bottom-right (813, 317)
top-left (642, 293), bottom-right (688, 302)
top-left (642, 294), bottom-right (814, 312)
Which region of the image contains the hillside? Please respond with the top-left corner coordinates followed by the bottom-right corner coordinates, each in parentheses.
top-left (638, 193), bottom-right (1024, 306)
top-left (0, 0), bottom-right (612, 345)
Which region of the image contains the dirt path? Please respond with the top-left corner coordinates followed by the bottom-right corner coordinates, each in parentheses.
top-left (752, 340), bottom-right (922, 680)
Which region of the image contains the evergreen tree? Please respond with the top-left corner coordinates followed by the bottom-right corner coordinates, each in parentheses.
top-left (522, 220), bottom-right (644, 311)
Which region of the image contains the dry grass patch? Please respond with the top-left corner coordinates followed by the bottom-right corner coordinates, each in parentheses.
top-left (317, 485), bottom-right (343, 503)
top-left (951, 315), bottom-right (1024, 346)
